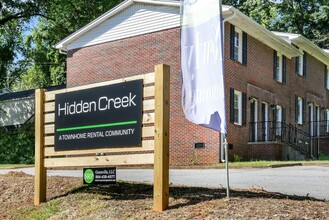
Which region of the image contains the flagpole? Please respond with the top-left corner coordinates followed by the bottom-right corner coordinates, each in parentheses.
top-left (224, 136), bottom-right (230, 198)
top-left (219, 0), bottom-right (230, 199)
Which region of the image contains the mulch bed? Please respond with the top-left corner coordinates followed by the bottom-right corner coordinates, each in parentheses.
top-left (1, 171), bottom-right (328, 219)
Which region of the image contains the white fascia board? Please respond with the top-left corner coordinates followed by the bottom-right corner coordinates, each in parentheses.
top-left (54, 0), bottom-right (180, 51)
top-left (273, 32), bottom-right (329, 65)
top-left (133, 0), bottom-right (180, 7)
top-left (228, 8), bottom-right (301, 59)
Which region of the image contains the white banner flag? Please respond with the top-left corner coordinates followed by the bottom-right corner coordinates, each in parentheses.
top-left (181, 0), bottom-right (226, 134)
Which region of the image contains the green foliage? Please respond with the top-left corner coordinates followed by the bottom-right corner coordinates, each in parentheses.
top-left (224, 0), bottom-right (329, 49)
top-left (233, 154), bottom-right (242, 162)
top-left (17, 0), bottom-right (124, 90)
top-left (15, 200), bottom-right (61, 220)
top-left (1, 0), bottom-right (124, 90)
top-left (0, 123), bottom-right (35, 164)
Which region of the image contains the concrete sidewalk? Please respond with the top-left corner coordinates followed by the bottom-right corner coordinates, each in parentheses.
top-left (1, 166), bottom-right (328, 201)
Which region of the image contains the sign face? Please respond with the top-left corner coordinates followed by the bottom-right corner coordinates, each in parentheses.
top-left (55, 80), bottom-right (143, 151)
top-left (83, 167), bottom-right (116, 184)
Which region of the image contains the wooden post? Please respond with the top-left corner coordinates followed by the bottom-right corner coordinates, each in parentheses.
top-left (153, 64), bottom-right (170, 211)
top-left (34, 89), bottom-right (47, 205)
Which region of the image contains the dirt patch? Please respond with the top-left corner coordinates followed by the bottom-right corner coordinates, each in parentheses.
top-left (0, 172), bottom-right (80, 220)
top-left (1, 172), bottom-right (329, 219)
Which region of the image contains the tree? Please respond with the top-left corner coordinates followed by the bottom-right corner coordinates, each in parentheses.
top-left (223, 0), bottom-right (329, 49)
top-left (15, 0), bottom-right (124, 90)
top-left (0, 0), bottom-right (48, 88)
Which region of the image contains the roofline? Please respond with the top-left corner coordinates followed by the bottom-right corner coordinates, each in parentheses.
top-left (54, 1), bottom-right (301, 59)
top-left (54, 0), bottom-right (180, 51)
top-left (227, 7), bottom-right (301, 58)
top-left (273, 31), bottom-right (329, 65)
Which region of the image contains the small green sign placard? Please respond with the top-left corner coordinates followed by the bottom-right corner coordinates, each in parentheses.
top-left (83, 167), bottom-right (116, 184)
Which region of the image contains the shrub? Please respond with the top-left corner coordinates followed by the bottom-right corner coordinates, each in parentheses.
top-left (0, 123), bottom-right (35, 164)
top-left (233, 154), bottom-right (242, 162)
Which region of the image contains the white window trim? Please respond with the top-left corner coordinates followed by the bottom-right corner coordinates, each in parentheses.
top-left (297, 97), bottom-right (303, 125)
top-left (234, 90), bottom-right (242, 125)
top-left (234, 28), bottom-right (243, 63)
top-left (276, 52), bottom-right (283, 82)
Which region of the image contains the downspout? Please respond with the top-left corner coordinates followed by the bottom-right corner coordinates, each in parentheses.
top-left (59, 49), bottom-right (67, 55)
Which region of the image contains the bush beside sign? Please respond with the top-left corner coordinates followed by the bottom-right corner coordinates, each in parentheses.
top-left (54, 80), bottom-right (143, 151)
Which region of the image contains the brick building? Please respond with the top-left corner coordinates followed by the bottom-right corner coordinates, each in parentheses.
top-left (55, 0), bottom-right (329, 165)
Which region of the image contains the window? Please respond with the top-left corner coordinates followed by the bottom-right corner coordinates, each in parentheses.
top-left (295, 49), bottom-right (306, 77)
top-left (296, 97), bottom-right (303, 124)
top-left (262, 102), bottom-right (269, 141)
top-left (230, 88), bottom-right (246, 125)
top-left (234, 91), bottom-right (242, 125)
top-left (295, 96), bottom-right (305, 125)
top-left (309, 103), bottom-right (314, 136)
top-left (275, 53), bottom-right (282, 81)
top-left (295, 54), bottom-right (303, 76)
top-left (326, 109), bottom-right (329, 133)
top-left (303, 53), bottom-right (307, 77)
top-left (276, 105), bottom-right (282, 136)
top-left (234, 28), bottom-right (243, 62)
top-left (273, 51), bottom-right (286, 83)
top-left (230, 24), bottom-right (247, 65)
top-left (325, 65), bottom-right (329, 90)
top-left (315, 105), bottom-right (320, 137)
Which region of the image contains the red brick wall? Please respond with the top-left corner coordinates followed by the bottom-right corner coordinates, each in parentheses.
top-left (320, 138), bottom-right (329, 156)
top-left (67, 28), bottom-right (220, 166)
top-left (249, 143), bottom-right (282, 161)
top-left (223, 22), bottom-right (329, 160)
top-left (66, 23), bottom-right (329, 163)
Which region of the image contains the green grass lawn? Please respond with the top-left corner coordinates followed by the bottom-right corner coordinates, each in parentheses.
top-left (211, 160), bottom-right (329, 168)
top-left (0, 164), bottom-right (33, 169)
top-left (1, 159), bottom-right (328, 170)
top-left (319, 155), bottom-right (329, 160)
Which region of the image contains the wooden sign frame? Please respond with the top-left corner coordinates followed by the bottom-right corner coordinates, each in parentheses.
top-left (34, 64), bottom-right (170, 211)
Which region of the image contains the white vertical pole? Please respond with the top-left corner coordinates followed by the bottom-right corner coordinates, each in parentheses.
top-left (219, 0), bottom-right (230, 199)
top-left (224, 137), bottom-right (230, 198)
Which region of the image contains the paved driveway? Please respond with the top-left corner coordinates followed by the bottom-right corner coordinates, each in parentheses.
top-left (1, 165), bottom-right (328, 200)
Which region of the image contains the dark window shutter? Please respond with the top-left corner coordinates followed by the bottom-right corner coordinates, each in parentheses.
top-left (230, 24), bottom-right (235, 61)
top-left (323, 109), bottom-right (328, 132)
top-left (282, 56), bottom-right (286, 84)
top-left (273, 51), bottom-right (277, 80)
top-left (242, 92), bottom-right (247, 126)
top-left (230, 88), bottom-right (234, 123)
top-left (325, 65), bottom-right (328, 89)
top-left (302, 98), bottom-right (306, 124)
top-left (295, 56), bottom-right (299, 74)
top-left (242, 32), bottom-right (247, 66)
top-left (261, 103), bottom-right (266, 122)
top-left (303, 53), bottom-right (307, 77)
top-left (282, 107), bottom-right (286, 123)
top-left (295, 96), bottom-right (298, 123)
top-left (323, 108), bottom-right (326, 121)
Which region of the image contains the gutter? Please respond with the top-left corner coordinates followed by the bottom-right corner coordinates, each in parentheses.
top-left (133, 0), bottom-right (180, 7)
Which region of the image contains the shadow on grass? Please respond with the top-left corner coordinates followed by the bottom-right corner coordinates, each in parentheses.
top-left (51, 181), bottom-right (325, 210)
